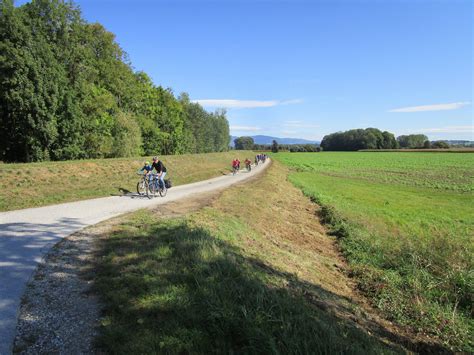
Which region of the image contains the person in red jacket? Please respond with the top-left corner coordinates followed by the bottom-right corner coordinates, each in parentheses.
top-left (244, 158), bottom-right (252, 171)
top-left (232, 158), bottom-right (240, 174)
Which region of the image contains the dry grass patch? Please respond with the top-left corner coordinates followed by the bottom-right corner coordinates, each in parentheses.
top-left (196, 161), bottom-right (352, 298)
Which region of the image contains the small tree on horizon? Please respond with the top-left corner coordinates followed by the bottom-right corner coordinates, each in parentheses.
top-left (271, 140), bottom-right (279, 153)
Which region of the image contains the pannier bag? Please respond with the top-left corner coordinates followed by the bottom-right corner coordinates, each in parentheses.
top-left (164, 179), bottom-right (172, 188)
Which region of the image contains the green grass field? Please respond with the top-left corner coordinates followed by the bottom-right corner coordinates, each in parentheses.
top-left (0, 151), bottom-right (254, 211)
top-left (273, 152), bottom-right (473, 351)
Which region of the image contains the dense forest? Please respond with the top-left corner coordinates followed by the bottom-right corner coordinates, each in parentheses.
top-left (0, 0), bottom-right (230, 162)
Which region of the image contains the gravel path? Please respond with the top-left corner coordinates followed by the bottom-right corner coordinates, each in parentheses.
top-left (0, 161), bottom-right (269, 354)
top-left (13, 226), bottom-right (101, 354)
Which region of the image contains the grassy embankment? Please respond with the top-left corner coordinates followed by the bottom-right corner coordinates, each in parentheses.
top-left (274, 152), bottom-right (473, 351)
top-left (0, 151), bottom-right (254, 211)
top-left (93, 162), bottom-right (406, 354)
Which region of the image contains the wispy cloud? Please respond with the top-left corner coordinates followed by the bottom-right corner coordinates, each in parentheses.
top-left (193, 98), bottom-right (303, 109)
top-left (416, 125), bottom-right (474, 134)
top-left (389, 102), bottom-right (470, 113)
top-left (230, 125), bottom-right (261, 132)
top-left (280, 99), bottom-right (304, 105)
top-left (281, 130), bottom-right (298, 135)
top-left (283, 120), bottom-right (320, 128)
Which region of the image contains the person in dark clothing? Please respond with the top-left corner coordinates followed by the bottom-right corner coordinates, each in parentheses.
top-left (152, 156), bottom-right (167, 189)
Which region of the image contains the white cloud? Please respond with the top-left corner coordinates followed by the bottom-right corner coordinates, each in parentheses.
top-left (193, 98), bottom-right (303, 109)
top-left (280, 99), bottom-right (304, 105)
top-left (283, 121), bottom-right (320, 128)
top-left (416, 125), bottom-right (474, 134)
top-left (230, 125), bottom-right (261, 132)
top-left (389, 102), bottom-right (471, 113)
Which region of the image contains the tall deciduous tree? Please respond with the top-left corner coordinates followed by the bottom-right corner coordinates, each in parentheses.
top-left (397, 134), bottom-right (429, 149)
top-left (234, 136), bottom-right (255, 150)
top-left (0, 0), bottom-right (230, 162)
top-left (271, 140), bottom-right (279, 153)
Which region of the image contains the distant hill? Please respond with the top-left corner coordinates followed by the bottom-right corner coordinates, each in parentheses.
top-left (230, 135), bottom-right (319, 147)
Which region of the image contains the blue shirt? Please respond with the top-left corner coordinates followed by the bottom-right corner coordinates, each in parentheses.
top-left (140, 165), bottom-right (153, 172)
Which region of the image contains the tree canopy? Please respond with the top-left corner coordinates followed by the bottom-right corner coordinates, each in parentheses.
top-left (0, 0), bottom-right (230, 162)
top-left (397, 134), bottom-right (429, 149)
top-left (321, 128), bottom-right (398, 151)
top-left (234, 136), bottom-right (255, 150)
top-left (431, 140), bottom-right (450, 149)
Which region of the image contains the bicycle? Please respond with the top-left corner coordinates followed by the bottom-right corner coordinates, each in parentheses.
top-left (232, 166), bottom-right (239, 175)
top-left (147, 173), bottom-right (167, 198)
top-left (136, 173), bottom-right (149, 196)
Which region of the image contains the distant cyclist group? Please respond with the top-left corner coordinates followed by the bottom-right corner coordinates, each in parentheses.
top-left (254, 154), bottom-right (267, 165)
top-left (232, 154), bottom-right (268, 175)
top-left (137, 153), bottom-right (268, 198)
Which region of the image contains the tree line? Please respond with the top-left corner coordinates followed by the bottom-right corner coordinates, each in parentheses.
top-left (320, 129), bottom-right (452, 151)
top-left (233, 137), bottom-right (320, 152)
top-left (320, 128), bottom-right (398, 151)
top-left (234, 130), bottom-right (453, 153)
top-left (0, 0), bottom-right (229, 162)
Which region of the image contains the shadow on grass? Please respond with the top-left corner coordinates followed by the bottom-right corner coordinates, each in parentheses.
top-left (92, 219), bottom-right (450, 354)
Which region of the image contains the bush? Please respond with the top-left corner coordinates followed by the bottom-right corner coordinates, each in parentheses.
top-left (432, 141), bottom-right (450, 149)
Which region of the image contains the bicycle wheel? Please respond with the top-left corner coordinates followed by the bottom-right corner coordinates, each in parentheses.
top-left (145, 179), bottom-right (154, 199)
top-left (159, 184), bottom-right (167, 197)
top-left (152, 181), bottom-right (159, 197)
top-left (137, 179), bottom-right (146, 195)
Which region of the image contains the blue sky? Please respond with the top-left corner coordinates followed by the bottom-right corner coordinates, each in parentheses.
top-left (19, 0), bottom-right (473, 140)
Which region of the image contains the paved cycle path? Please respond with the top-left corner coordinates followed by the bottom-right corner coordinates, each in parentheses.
top-left (0, 160), bottom-right (270, 354)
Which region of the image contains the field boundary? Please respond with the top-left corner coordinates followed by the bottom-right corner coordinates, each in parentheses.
top-left (359, 148), bottom-right (474, 153)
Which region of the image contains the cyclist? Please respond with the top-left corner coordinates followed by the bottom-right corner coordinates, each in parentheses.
top-left (245, 158), bottom-right (252, 171)
top-left (232, 158), bottom-right (240, 174)
top-left (151, 156), bottom-right (167, 190)
top-left (140, 161), bottom-right (153, 175)
top-left (139, 161), bottom-right (154, 186)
